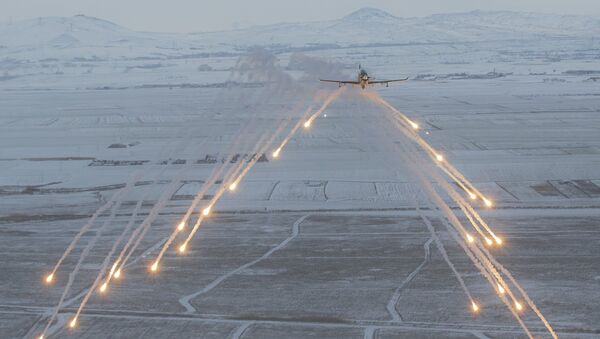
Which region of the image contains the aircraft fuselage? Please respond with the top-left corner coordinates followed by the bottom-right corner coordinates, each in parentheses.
top-left (359, 70), bottom-right (369, 89)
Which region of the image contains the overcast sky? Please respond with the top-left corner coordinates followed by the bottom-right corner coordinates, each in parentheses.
top-left (3, 0), bottom-right (599, 32)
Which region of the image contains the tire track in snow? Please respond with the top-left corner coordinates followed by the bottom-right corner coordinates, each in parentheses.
top-left (231, 321), bottom-right (252, 339)
top-left (178, 214), bottom-right (309, 313)
top-left (386, 236), bottom-right (433, 322)
top-left (472, 330), bottom-right (492, 339)
top-left (364, 326), bottom-right (378, 339)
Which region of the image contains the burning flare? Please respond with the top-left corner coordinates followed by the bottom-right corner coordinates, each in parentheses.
top-left (483, 198), bottom-right (493, 207)
top-left (69, 317), bottom-right (77, 328)
top-left (229, 182), bottom-right (237, 191)
top-left (515, 301), bottom-right (524, 311)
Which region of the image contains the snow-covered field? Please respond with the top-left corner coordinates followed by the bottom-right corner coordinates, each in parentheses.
top-left (1, 8), bottom-right (599, 339)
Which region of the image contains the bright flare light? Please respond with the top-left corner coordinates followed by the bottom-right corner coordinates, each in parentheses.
top-left (69, 318), bottom-right (77, 328)
top-left (228, 182), bottom-right (237, 191)
top-left (469, 192), bottom-right (477, 200)
top-left (435, 153), bottom-right (444, 162)
top-left (483, 198), bottom-right (493, 207)
top-left (472, 301), bottom-right (480, 312)
top-left (177, 221), bottom-right (186, 231)
top-left (495, 237), bottom-right (503, 245)
top-left (466, 234), bottom-right (475, 243)
top-left (179, 244), bottom-right (187, 253)
top-left (410, 121), bottom-right (419, 130)
top-left (303, 120), bottom-right (311, 128)
top-left (99, 282), bottom-right (107, 293)
top-left (38, 335), bottom-right (44, 339)
top-left (114, 269), bottom-right (121, 279)
top-left (498, 283), bottom-right (506, 294)
top-left (272, 148), bottom-right (281, 158)
top-left (485, 237), bottom-right (493, 246)
top-left (45, 273), bottom-right (54, 284)
top-left (515, 301), bottom-right (524, 311)
top-left (202, 206), bottom-right (211, 216)
top-left (150, 262), bottom-right (158, 272)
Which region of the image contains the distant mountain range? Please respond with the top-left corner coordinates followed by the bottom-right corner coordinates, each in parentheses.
top-left (0, 8), bottom-right (598, 58)
top-left (195, 8), bottom-right (600, 46)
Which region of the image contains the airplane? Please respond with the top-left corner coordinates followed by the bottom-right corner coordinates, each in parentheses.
top-left (320, 65), bottom-right (408, 89)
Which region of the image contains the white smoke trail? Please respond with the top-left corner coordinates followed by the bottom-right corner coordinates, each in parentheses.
top-left (367, 95), bottom-right (536, 338)
top-left (413, 196), bottom-right (474, 301)
top-left (40, 177), bottom-right (134, 337)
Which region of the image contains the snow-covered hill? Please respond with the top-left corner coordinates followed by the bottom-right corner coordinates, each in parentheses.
top-left (0, 15), bottom-right (156, 47)
top-left (194, 8), bottom-right (600, 46)
top-left (0, 8), bottom-right (598, 60)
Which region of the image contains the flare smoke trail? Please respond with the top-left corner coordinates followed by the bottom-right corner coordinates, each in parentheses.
top-left (46, 181), bottom-right (130, 281)
top-left (368, 94), bottom-right (539, 337)
top-left (171, 86), bottom-right (345, 258)
top-left (181, 120), bottom-right (294, 251)
top-left (395, 133), bottom-right (534, 338)
top-left (40, 179), bottom-right (134, 337)
top-left (71, 199), bottom-right (144, 324)
top-left (364, 92), bottom-right (491, 205)
top-left (154, 132), bottom-right (274, 263)
top-left (413, 198), bottom-right (475, 302)
top-left (381, 99), bottom-right (554, 337)
top-left (182, 88), bottom-right (345, 248)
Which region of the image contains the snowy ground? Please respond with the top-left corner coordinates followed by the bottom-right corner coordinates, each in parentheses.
top-left (1, 37), bottom-right (600, 338)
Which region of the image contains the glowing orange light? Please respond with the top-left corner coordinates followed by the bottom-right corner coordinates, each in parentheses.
top-left (45, 273), bottom-right (54, 284)
top-left (99, 282), bottom-right (107, 293)
top-left (303, 120), bottom-right (311, 128)
top-left (150, 262), bottom-right (158, 272)
top-left (515, 301), bottom-right (523, 311)
top-left (114, 269), bottom-right (121, 279)
top-left (177, 221), bottom-right (186, 231)
top-left (483, 198), bottom-right (493, 207)
top-left (69, 317), bottom-right (77, 328)
top-left (469, 192), bottom-right (477, 200)
top-left (495, 237), bottom-right (503, 245)
top-left (466, 234), bottom-right (475, 243)
top-left (472, 301), bottom-right (480, 312)
top-left (498, 283), bottom-right (505, 294)
top-left (202, 206), bottom-right (211, 216)
top-left (435, 153), bottom-right (444, 162)
top-left (485, 237), bottom-right (493, 246)
top-left (272, 148), bottom-right (281, 158)
top-left (179, 244), bottom-right (187, 253)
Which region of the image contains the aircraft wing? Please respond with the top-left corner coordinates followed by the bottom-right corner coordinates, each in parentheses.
top-left (320, 79), bottom-right (360, 85)
top-left (368, 78), bottom-right (409, 85)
